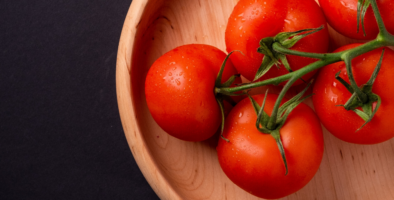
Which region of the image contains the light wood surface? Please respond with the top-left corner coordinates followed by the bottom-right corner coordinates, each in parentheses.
top-left (116, 0), bottom-right (394, 199)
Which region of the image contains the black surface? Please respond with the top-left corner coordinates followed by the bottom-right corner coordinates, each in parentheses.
top-left (0, 1), bottom-right (159, 199)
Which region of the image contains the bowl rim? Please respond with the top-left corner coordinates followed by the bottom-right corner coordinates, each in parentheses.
top-left (115, 0), bottom-right (182, 199)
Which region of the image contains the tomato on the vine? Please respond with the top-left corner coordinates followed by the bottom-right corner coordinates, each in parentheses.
top-left (313, 44), bottom-right (394, 144)
top-left (217, 94), bottom-right (324, 199)
top-left (318, 0), bottom-right (394, 40)
top-left (225, 0), bottom-right (329, 85)
top-left (145, 44), bottom-right (240, 142)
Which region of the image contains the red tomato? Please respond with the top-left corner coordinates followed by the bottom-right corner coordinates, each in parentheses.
top-left (217, 94), bottom-right (324, 199)
top-left (313, 44), bottom-right (394, 144)
top-left (318, 0), bottom-right (394, 40)
top-left (225, 0), bottom-right (329, 85)
top-left (145, 44), bottom-right (240, 142)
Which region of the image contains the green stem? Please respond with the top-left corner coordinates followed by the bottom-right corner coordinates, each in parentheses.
top-left (340, 39), bottom-right (384, 103)
top-left (343, 55), bottom-right (368, 103)
top-left (369, 0), bottom-right (387, 35)
top-left (266, 76), bottom-right (298, 130)
top-left (272, 43), bottom-right (328, 60)
top-left (216, 56), bottom-right (335, 94)
top-left (216, 39), bottom-right (385, 96)
top-left (369, 0), bottom-right (394, 45)
top-left (384, 34), bottom-right (394, 46)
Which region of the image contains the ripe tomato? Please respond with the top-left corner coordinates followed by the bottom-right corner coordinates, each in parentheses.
top-left (318, 0), bottom-right (394, 40)
top-left (217, 94), bottom-right (324, 199)
top-left (313, 44), bottom-right (394, 144)
top-left (145, 44), bottom-right (240, 142)
top-left (225, 0), bottom-right (329, 85)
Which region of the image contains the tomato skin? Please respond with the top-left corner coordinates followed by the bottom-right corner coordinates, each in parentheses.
top-left (225, 0), bottom-right (329, 85)
top-left (217, 94), bottom-right (324, 199)
top-left (318, 0), bottom-right (394, 40)
top-left (313, 44), bottom-right (394, 144)
top-left (145, 44), bottom-right (239, 142)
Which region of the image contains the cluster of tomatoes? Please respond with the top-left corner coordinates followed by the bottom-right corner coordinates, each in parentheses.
top-left (144, 0), bottom-right (394, 199)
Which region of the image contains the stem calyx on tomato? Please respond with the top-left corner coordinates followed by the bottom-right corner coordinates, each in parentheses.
top-left (337, 49), bottom-right (385, 130)
top-left (248, 82), bottom-right (313, 175)
top-left (254, 26), bottom-right (324, 81)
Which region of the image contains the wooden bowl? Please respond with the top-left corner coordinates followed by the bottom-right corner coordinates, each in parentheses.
top-left (116, 0), bottom-right (394, 199)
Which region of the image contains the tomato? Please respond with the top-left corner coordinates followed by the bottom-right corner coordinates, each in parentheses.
top-left (225, 0), bottom-right (329, 85)
top-left (217, 94), bottom-right (324, 199)
top-left (145, 44), bottom-right (240, 142)
top-left (318, 0), bottom-right (394, 40)
top-left (313, 44), bottom-right (394, 144)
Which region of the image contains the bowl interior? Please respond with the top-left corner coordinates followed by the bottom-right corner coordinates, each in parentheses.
top-left (117, 0), bottom-right (394, 199)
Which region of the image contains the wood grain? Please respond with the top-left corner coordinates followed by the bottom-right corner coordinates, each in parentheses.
top-left (116, 0), bottom-right (394, 199)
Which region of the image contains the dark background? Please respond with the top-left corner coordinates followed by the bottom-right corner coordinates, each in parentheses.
top-left (0, 0), bottom-right (159, 199)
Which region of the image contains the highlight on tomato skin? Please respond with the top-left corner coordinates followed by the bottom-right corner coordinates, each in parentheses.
top-left (217, 94), bottom-right (324, 199)
top-left (144, 44), bottom-right (241, 142)
top-left (312, 44), bottom-right (394, 144)
top-left (318, 0), bottom-right (394, 40)
top-left (225, 0), bottom-right (329, 86)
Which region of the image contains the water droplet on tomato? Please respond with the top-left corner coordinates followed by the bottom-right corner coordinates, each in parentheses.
top-left (333, 81), bottom-right (337, 87)
top-left (168, 72), bottom-right (172, 76)
top-left (340, 1), bottom-right (352, 9)
top-left (239, 112), bottom-right (243, 117)
top-left (175, 79), bottom-right (181, 85)
top-left (239, 26), bottom-right (243, 30)
top-left (330, 96), bottom-right (338, 103)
